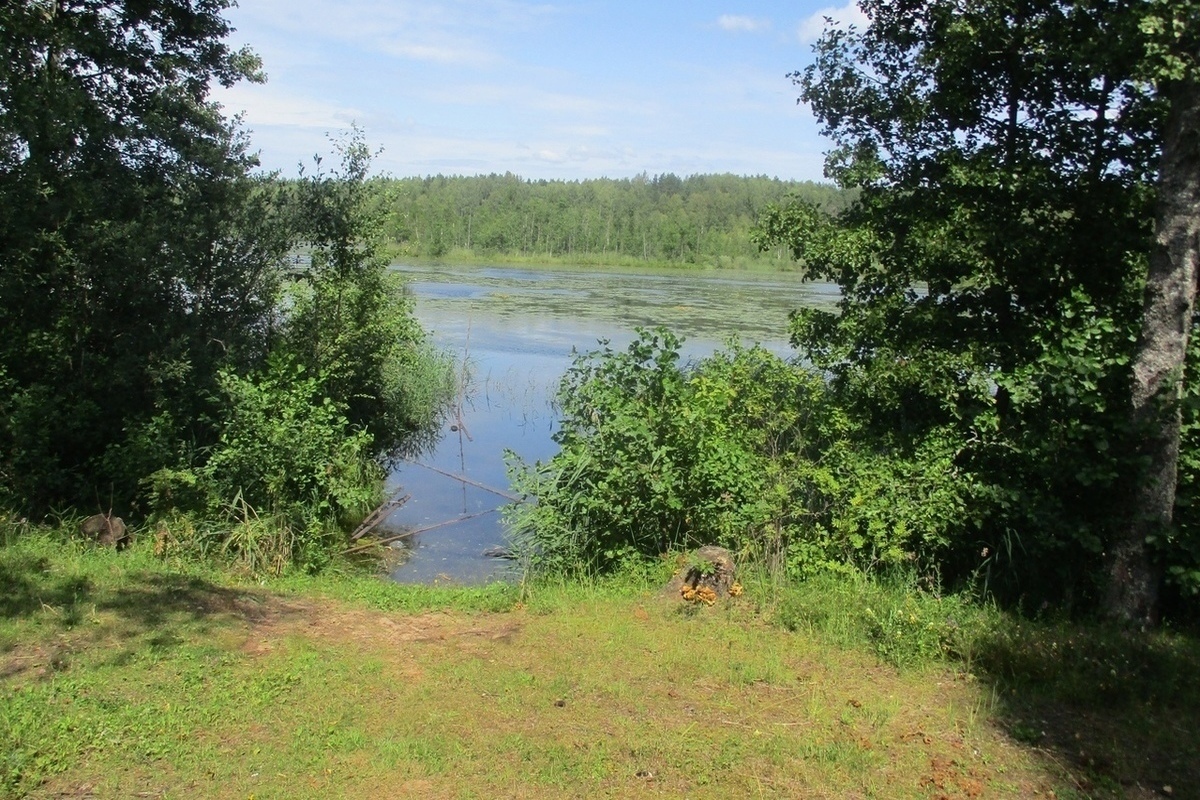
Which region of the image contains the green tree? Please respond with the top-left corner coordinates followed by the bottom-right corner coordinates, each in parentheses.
top-left (143, 135), bottom-right (452, 569)
top-left (1109, 0), bottom-right (1200, 624)
top-left (0, 0), bottom-right (279, 511)
top-left (758, 0), bottom-right (1198, 619)
top-left (377, 173), bottom-right (847, 267)
top-left (0, 3), bottom-right (449, 566)
top-left (284, 131), bottom-right (445, 457)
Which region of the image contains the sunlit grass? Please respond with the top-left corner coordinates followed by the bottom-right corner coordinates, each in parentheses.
top-left (2, 525), bottom-right (1196, 798)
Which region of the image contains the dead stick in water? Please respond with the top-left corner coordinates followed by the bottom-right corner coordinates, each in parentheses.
top-left (349, 491), bottom-right (411, 541)
top-left (404, 459), bottom-right (524, 503)
top-left (349, 490), bottom-right (409, 541)
top-left (341, 508), bottom-right (498, 555)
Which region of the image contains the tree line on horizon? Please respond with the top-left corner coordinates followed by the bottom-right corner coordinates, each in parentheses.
top-left (373, 172), bottom-right (853, 267)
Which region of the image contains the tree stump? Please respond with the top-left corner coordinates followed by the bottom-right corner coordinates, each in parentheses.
top-left (665, 546), bottom-right (740, 605)
top-left (81, 513), bottom-right (128, 548)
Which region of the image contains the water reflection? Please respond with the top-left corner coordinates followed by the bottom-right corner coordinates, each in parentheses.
top-left (380, 263), bottom-right (837, 584)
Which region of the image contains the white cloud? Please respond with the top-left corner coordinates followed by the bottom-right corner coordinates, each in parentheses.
top-left (554, 124), bottom-right (612, 138)
top-left (372, 133), bottom-right (623, 175)
top-left (215, 0), bottom-right (835, 181)
top-left (214, 83), bottom-right (362, 130)
top-left (716, 14), bottom-right (768, 33)
top-left (379, 40), bottom-right (494, 65)
top-left (410, 81), bottom-right (652, 119)
top-left (226, 0), bottom-right (557, 66)
top-left (798, 1), bottom-right (868, 43)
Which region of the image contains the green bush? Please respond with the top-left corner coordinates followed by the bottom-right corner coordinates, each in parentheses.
top-left (137, 359), bottom-right (380, 573)
top-left (507, 329), bottom-right (970, 578)
top-left (203, 364), bottom-right (379, 516)
top-left (282, 135), bottom-right (453, 456)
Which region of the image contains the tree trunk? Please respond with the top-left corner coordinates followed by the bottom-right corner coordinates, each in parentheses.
top-left (1106, 77), bottom-right (1200, 626)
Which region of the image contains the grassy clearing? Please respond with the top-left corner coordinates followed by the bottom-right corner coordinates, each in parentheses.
top-left (2, 528), bottom-right (1196, 799)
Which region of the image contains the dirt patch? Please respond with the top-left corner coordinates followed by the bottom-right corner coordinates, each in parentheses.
top-left (235, 596), bottom-right (523, 658)
top-left (0, 642), bottom-right (54, 680)
top-left (922, 754), bottom-right (987, 799)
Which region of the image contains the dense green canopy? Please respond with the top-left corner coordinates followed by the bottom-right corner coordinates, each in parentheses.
top-left (757, 0), bottom-right (1199, 618)
top-left (376, 172), bottom-right (851, 267)
top-left (0, 0), bottom-right (281, 509)
top-left (0, 2), bottom-right (446, 572)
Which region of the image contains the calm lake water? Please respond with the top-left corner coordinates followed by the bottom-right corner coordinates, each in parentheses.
top-left (381, 263), bottom-right (838, 584)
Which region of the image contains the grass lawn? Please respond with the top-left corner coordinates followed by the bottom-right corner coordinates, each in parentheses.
top-left (2, 530), bottom-right (1196, 799)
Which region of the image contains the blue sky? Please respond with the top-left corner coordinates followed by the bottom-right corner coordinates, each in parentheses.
top-left (213, 1), bottom-right (867, 181)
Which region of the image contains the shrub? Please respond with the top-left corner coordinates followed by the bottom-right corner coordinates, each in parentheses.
top-left (140, 359), bottom-right (381, 572)
top-left (507, 328), bottom-right (970, 578)
top-left (202, 362), bottom-right (379, 521)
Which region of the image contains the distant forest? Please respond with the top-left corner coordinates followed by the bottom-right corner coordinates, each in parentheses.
top-left (374, 173), bottom-right (852, 268)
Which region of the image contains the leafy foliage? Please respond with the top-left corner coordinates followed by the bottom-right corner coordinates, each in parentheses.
top-left (137, 134), bottom-right (452, 570)
top-left (508, 2), bottom-right (1198, 621)
top-left (378, 172), bottom-right (852, 266)
top-left (0, 0), bottom-right (280, 511)
top-left (203, 364), bottom-right (377, 519)
top-left (1168, 323), bottom-right (1200, 596)
top-left (282, 133), bottom-right (451, 456)
top-left (0, 4), bottom-right (450, 570)
top-left (507, 330), bottom-right (969, 578)
top-left (752, 0), bottom-right (1200, 612)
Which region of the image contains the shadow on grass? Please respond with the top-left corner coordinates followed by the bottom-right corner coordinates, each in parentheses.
top-left (0, 559), bottom-right (265, 623)
top-left (0, 543), bottom-right (293, 668)
top-left (0, 551), bottom-right (92, 621)
top-left (970, 621), bottom-right (1200, 798)
top-left (93, 573), bottom-right (277, 628)
top-left (769, 573), bottom-right (1198, 798)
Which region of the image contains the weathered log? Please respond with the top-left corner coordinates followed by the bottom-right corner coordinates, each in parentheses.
top-left (340, 508), bottom-right (499, 555)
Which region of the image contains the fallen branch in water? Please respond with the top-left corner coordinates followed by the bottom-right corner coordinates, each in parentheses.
top-left (349, 490), bottom-right (411, 541)
top-left (403, 459), bottom-right (524, 503)
top-left (341, 508), bottom-right (499, 555)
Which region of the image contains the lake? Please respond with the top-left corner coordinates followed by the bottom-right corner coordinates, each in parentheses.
top-left (380, 262), bottom-right (838, 584)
